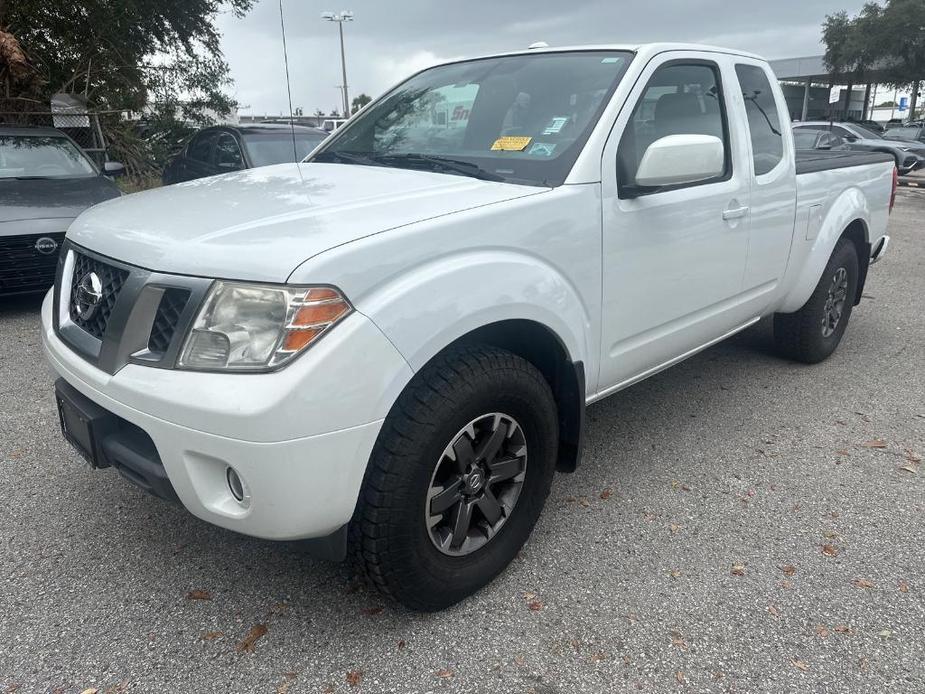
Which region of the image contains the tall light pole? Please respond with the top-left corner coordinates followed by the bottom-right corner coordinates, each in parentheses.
top-left (321, 11), bottom-right (354, 117)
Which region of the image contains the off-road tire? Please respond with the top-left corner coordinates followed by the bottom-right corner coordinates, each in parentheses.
top-left (773, 238), bottom-right (859, 364)
top-left (348, 344), bottom-right (558, 611)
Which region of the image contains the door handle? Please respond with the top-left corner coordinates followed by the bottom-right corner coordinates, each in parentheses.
top-left (722, 205), bottom-right (749, 221)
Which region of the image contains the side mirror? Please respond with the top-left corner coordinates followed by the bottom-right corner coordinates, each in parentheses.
top-left (633, 134), bottom-right (725, 188)
top-left (102, 161), bottom-right (125, 177)
top-left (844, 135), bottom-right (858, 142)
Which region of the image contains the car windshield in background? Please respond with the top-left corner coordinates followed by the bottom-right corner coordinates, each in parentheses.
top-left (0, 135), bottom-right (97, 179)
top-left (311, 51), bottom-right (634, 186)
top-left (793, 130), bottom-right (821, 148)
top-left (853, 125), bottom-right (885, 140)
top-left (243, 131), bottom-right (327, 167)
top-left (888, 127), bottom-right (922, 142)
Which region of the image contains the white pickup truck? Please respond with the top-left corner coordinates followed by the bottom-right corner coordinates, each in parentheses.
top-left (42, 44), bottom-right (895, 611)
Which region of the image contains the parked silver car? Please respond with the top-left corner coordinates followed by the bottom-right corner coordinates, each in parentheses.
top-left (793, 121), bottom-right (925, 175)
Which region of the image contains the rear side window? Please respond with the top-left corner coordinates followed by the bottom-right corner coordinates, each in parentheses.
top-left (618, 62), bottom-right (730, 194)
top-left (735, 64), bottom-right (783, 176)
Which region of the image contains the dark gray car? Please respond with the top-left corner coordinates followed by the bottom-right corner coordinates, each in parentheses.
top-left (161, 123), bottom-right (329, 185)
top-left (793, 121), bottom-right (925, 174)
top-left (0, 126), bottom-right (122, 296)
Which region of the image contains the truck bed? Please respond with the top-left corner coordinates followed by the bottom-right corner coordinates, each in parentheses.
top-left (795, 150), bottom-right (894, 175)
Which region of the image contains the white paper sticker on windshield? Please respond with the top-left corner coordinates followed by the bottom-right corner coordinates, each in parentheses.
top-left (543, 117), bottom-right (569, 135)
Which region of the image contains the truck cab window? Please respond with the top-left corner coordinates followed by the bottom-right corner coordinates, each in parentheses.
top-left (617, 62), bottom-right (729, 192)
top-left (735, 64), bottom-right (783, 176)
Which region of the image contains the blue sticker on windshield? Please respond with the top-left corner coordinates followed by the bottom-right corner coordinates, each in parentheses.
top-left (528, 142), bottom-right (557, 157)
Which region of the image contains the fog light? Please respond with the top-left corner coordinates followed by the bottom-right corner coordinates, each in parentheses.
top-left (226, 466), bottom-right (246, 502)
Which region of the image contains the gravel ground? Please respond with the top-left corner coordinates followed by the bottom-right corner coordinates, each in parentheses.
top-left (1, 190), bottom-right (923, 694)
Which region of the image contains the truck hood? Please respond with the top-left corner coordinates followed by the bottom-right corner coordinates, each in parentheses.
top-left (68, 163), bottom-right (544, 282)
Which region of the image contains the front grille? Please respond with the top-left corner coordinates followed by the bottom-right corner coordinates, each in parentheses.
top-left (148, 288), bottom-right (190, 354)
top-left (0, 232), bottom-right (66, 295)
top-left (69, 252), bottom-right (129, 340)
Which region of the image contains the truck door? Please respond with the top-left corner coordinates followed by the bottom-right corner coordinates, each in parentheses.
top-left (597, 53), bottom-right (752, 393)
top-left (732, 60), bottom-right (795, 295)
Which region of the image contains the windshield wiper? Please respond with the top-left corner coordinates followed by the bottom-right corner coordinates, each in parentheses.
top-left (377, 154), bottom-right (505, 182)
top-left (312, 150), bottom-right (387, 167)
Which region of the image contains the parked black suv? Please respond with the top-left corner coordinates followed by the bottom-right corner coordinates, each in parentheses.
top-left (162, 124), bottom-right (328, 184)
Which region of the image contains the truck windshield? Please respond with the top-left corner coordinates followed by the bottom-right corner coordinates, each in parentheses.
top-left (311, 51), bottom-right (634, 187)
top-left (0, 135), bottom-right (97, 179)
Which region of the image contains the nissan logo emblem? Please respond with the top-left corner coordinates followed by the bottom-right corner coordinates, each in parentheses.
top-left (74, 272), bottom-right (103, 320)
top-left (34, 236), bottom-right (59, 255)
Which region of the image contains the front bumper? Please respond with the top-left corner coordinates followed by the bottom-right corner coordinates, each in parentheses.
top-left (41, 291), bottom-right (413, 542)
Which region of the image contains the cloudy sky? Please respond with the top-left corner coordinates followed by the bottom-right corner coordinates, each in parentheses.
top-left (216, 0), bottom-right (868, 116)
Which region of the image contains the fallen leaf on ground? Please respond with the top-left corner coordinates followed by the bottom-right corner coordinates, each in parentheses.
top-left (527, 599), bottom-right (544, 611)
top-left (834, 624), bottom-right (853, 634)
top-left (899, 580), bottom-right (910, 593)
top-left (878, 629), bottom-right (892, 639)
top-left (669, 523), bottom-right (682, 533)
top-left (669, 569), bottom-right (682, 578)
top-left (186, 589), bottom-right (212, 601)
top-left (670, 631), bottom-right (688, 651)
top-left (778, 579), bottom-right (792, 589)
top-left (361, 606), bottom-right (384, 616)
top-left (731, 564), bottom-right (746, 576)
top-left (675, 671), bottom-right (686, 684)
top-left (766, 605), bottom-right (780, 618)
top-left (565, 495), bottom-right (577, 503)
top-left (522, 591), bottom-right (536, 600)
top-left (579, 497), bottom-right (590, 508)
top-left (781, 565), bottom-right (797, 577)
top-left (236, 624), bottom-right (269, 653)
top-left (200, 631), bottom-right (224, 641)
top-left (643, 512), bottom-right (656, 521)
top-left (835, 448), bottom-right (850, 456)
top-left (435, 669), bottom-right (454, 679)
top-left (900, 464), bottom-right (918, 474)
top-left (792, 659), bottom-right (809, 672)
top-left (80, 689), bottom-right (98, 694)
top-left (858, 656), bottom-right (870, 672)
top-left (822, 530), bottom-right (837, 539)
top-left (345, 671), bottom-right (363, 687)
top-left (397, 639), bottom-right (406, 650)
top-left (822, 544), bottom-right (839, 557)
top-left (905, 449), bottom-right (922, 463)
top-left (600, 488), bottom-right (613, 500)
top-left (854, 579), bottom-right (874, 589)
top-left (513, 655), bottom-right (526, 666)
top-left (815, 625), bottom-right (830, 638)
top-left (276, 673), bottom-right (297, 694)
top-left (859, 439), bottom-right (887, 448)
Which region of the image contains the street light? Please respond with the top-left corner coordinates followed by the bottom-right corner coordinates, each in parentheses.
top-left (321, 10), bottom-right (354, 118)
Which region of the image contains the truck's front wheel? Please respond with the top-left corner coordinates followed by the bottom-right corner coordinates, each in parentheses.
top-left (773, 238), bottom-right (859, 363)
top-left (349, 345), bottom-right (558, 611)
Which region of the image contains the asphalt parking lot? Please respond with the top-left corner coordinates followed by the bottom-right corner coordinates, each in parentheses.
top-left (1, 190), bottom-right (923, 694)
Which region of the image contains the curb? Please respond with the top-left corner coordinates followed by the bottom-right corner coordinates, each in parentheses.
top-left (898, 177), bottom-right (923, 188)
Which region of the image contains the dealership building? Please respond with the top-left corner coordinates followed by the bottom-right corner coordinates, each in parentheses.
top-left (769, 54), bottom-right (917, 123)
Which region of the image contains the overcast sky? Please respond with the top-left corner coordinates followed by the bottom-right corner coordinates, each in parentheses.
top-left (216, 0), bottom-right (868, 116)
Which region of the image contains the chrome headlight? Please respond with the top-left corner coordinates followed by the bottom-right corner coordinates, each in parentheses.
top-left (177, 282), bottom-right (351, 372)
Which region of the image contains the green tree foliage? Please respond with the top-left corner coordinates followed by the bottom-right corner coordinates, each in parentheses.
top-left (0, 1), bottom-right (254, 179)
top-left (823, 1), bottom-right (925, 116)
top-left (351, 93), bottom-right (372, 114)
top-left (0, 0), bottom-right (253, 115)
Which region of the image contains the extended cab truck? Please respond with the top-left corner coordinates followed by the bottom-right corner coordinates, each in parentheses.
top-left (41, 44), bottom-right (895, 611)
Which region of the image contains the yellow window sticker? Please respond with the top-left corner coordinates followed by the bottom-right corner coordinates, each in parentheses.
top-left (490, 136), bottom-right (532, 151)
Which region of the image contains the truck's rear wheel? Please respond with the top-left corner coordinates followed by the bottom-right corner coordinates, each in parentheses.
top-left (773, 238), bottom-right (859, 363)
top-left (349, 345), bottom-right (558, 611)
